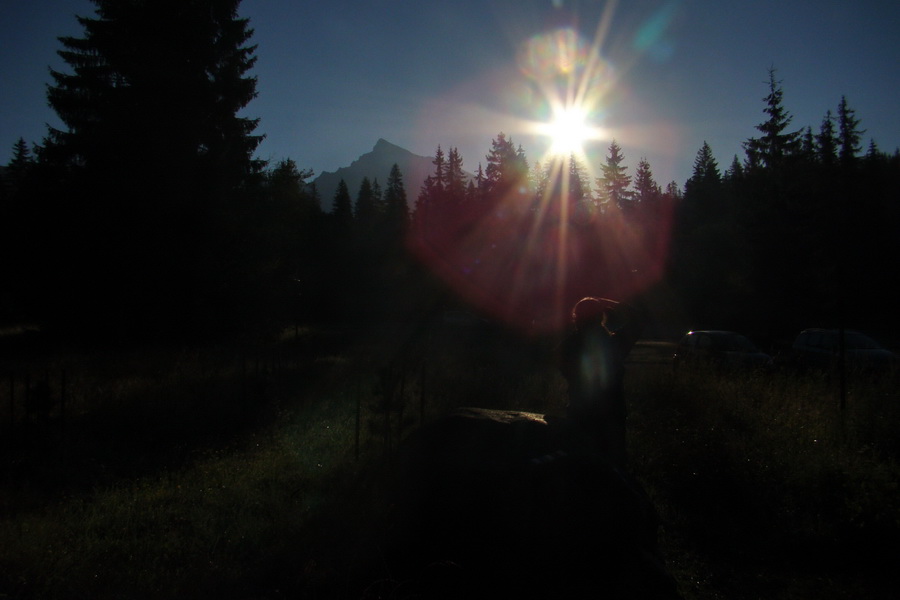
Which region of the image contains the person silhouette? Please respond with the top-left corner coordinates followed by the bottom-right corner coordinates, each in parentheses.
top-left (559, 297), bottom-right (643, 468)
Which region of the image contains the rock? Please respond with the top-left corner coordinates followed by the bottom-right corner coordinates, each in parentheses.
top-left (384, 407), bottom-right (681, 599)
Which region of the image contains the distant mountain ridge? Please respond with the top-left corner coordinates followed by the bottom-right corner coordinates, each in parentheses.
top-left (312, 139), bottom-right (435, 212)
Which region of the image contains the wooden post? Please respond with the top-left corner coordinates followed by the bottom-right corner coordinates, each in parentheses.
top-left (60, 370), bottom-right (66, 434)
top-left (355, 376), bottom-right (361, 462)
top-left (384, 366), bottom-right (392, 461)
top-left (419, 361), bottom-right (426, 427)
top-left (8, 372), bottom-right (14, 441)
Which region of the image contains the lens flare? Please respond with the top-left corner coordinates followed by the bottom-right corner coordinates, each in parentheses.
top-left (407, 6), bottom-right (675, 336)
top-left (518, 26), bottom-right (614, 166)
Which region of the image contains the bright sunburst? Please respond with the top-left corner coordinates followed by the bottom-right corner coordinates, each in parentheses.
top-left (542, 105), bottom-right (589, 155)
top-left (518, 25), bottom-right (614, 164)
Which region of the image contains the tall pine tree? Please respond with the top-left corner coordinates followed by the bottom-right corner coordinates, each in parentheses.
top-left (743, 68), bottom-right (800, 171)
top-left (837, 96), bottom-right (864, 167)
top-left (595, 139), bottom-right (632, 212)
top-left (38, 0), bottom-right (264, 336)
top-left (383, 163), bottom-right (409, 232)
top-left (331, 179), bottom-right (353, 230)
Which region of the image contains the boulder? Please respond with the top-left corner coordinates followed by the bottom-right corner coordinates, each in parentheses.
top-left (383, 407), bottom-right (681, 599)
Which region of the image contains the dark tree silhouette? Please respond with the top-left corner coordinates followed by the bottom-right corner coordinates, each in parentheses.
top-left (354, 176), bottom-right (380, 229)
top-left (743, 68), bottom-right (800, 172)
top-left (33, 0), bottom-right (264, 338)
top-left (331, 179), bottom-right (353, 230)
top-left (383, 163), bottom-right (409, 234)
top-left (595, 140), bottom-right (632, 213)
top-left (837, 96), bottom-right (864, 167)
top-left (484, 133), bottom-right (529, 201)
top-left (443, 147), bottom-right (467, 207)
top-left (6, 138), bottom-right (34, 185)
top-left (632, 157), bottom-right (660, 208)
top-left (816, 110), bottom-right (838, 167)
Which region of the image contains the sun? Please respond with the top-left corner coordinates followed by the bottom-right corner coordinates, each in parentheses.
top-left (547, 105), bottom-right (588, 155)
top-left (539, 104), bottom-right (600, 157)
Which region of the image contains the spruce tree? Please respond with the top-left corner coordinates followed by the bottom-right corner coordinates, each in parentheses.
top-left (383, 163), bottom-right (409, 233)
top-left (332, 179), bottom-right (353, 230)
top-left (687, 142), bottom-right (721, 188)
top-left (444, 147), bottom-right (467, 206)
top-left (816, 110), bottom-right (838, 167)
top-left (484, 133), bottom-right (528, 199)
top-left (595, 140), bottom-right (632, 212)
top-left (45, 0), bottom-right (262, 180)
top-left (6, 138), bottom-right (35, 190)
top-left (682, 142), bottom-right (722, 226)
top-left (39, 0), bottom-right (264, 336)
top-left (837, 96), bottom-right (864, 167)
top-left (724, 155), bottom-right (744, 183)
top-left (355, 177), bottom-right (379, 226)
top-left (632, 157), bottom-right (660, 206)
top-left (743, 68), bottom-right (800, 171)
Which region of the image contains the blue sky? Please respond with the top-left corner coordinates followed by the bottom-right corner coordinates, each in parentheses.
top-left (2, 0), bottom-right (898, 188)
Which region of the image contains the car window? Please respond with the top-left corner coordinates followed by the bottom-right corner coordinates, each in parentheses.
top-left (697, 334), bottom-right (713, 349)
top-left (724, 335), bottom-right (757, 352)
top-left (807, 332), bottom-right (824, 349)
top-left (844, 332), bottom-right (881, 350)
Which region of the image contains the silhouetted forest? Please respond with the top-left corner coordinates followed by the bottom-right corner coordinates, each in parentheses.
top-left (2, 0), bottom-right (899, 346)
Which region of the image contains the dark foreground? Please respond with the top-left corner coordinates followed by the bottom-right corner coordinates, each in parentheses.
top-left (1, 328), bottom-right (898, 599)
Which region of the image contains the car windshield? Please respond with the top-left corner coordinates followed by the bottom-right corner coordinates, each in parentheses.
top-left (715, 334), bottom-right (758, 352)
top-left (844, 332), bottom-right (882, 350)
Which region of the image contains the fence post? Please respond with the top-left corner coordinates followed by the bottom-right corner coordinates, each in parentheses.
top-left (8, 372), bottom-right (13, 442)
top-left (419, 361), bottom-right (426, 427)
top-left (60, 369), bottom-right (66, 434)
top-left (355, 376), bottom-right (361, 462)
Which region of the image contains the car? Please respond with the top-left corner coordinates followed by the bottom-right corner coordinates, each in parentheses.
top-left (672, 330), bottom-right (771, 372)
top-left (777, 328), bottom-right (898, 373)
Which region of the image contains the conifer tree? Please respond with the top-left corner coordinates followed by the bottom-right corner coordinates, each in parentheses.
top-left (632, 157), bottom-right (660, 206)
top-left (6, 138), bottom-right (35, 189)
top-left (743, 68), bottom-right (800, 171)
top-left (595, 139), bottom-right (632, 212)
top-left (371, 178), bottom-right (384, 216)
top-left (864, 139), bottom-right (880, 163)
top-left (415, 147), bottom-right (448, 231)
top-left (45, 0), bottom-right (262, 180)
top-left (383, 163), bottom-right (409, 233)
top-left (332, 179), bottom-right (353, 230)
top-left (682, 142), bottom-right (723, 226)
top-left (664, 181), bottom-right (682, 202)
top-left (687, 142), bottom-right (721, 188)
top-left (837, 96), bottom-right (864, 167)
top-left (36, 0), bottom-right (264, 336)
top-left (723, 155), bottom-right (744, 183)
top-left (355, 177), bottom-right (379, 225)
top-left (816, 110), bottom-right (838, 167)
top-left (444, 147), bottom-right (467, 206)
top-left (268, 158), bottom-right (317, 216)
top-left (484, 133), bottom-right (528, 199)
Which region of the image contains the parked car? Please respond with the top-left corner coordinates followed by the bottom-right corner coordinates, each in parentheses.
top-left (776, 328), bottom-right (898, 373)
top-left (672, 330), bottom-right (771, 372)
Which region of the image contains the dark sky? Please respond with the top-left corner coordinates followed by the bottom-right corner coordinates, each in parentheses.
top-left (2, 0), bottom-right (898, 188)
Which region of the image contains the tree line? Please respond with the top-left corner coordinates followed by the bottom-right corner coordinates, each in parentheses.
top-left (2, 0), bottom-right (898, 343)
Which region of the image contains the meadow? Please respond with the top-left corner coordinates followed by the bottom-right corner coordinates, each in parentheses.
top-left (0, 325), bottom-right (897, 599)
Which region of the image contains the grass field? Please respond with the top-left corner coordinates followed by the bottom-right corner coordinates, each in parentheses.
top-left (0, 327), bottom-right (898, 598)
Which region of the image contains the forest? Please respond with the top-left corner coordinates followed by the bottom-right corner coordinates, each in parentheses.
top-left (2, 2), bottom-right (900, 598)
top-left (2, 1), bottom-right (899, 348)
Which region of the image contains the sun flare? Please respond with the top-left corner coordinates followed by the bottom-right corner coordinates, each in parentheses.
top-left (543, 105), bottom-right (591, 155)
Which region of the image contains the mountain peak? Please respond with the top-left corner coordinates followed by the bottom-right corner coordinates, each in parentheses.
top-left (373, 138), bottom-right (400, 152)
top-left (312, 140), bottom-right (434, 212)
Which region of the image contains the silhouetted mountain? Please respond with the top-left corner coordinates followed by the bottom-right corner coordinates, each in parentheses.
top-left (312, 139), bottom-right (440, 212)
